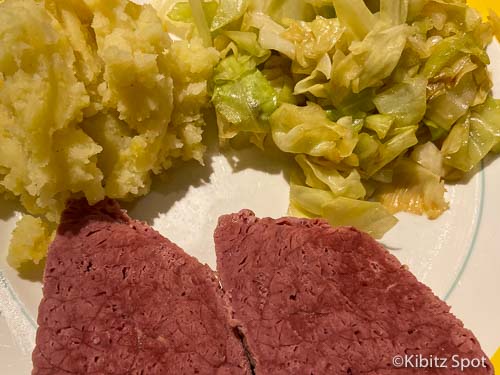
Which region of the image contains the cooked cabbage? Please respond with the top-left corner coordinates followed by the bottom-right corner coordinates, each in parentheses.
top-left (209, 0), bottom-right (500, 237)
top-left (270, 103), bottom-right (358, 162)
top-left (289, 184), bottom-right (397, 239)
top-left (373, 158), bottom-right (449, 219)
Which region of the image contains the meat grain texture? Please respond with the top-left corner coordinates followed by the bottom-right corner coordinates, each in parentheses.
top-left (214, 210), bottom-right (494, 375)
top-left (32, 199), bottom-right (250, 375)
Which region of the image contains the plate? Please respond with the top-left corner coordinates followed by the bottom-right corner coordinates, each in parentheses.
top-left (1, 36), bottom-right (500, 375)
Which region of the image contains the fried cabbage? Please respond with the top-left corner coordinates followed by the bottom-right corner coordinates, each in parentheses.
top-left (207, 0), bottom-right (500, 237)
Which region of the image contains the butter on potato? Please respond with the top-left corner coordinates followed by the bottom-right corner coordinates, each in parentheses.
top-left (0, 0), bottom-right (219, 269)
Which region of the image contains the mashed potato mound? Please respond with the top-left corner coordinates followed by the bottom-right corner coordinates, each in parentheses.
top-left (6, 216), bottom-right (54, 269)
top-left (0, 0), bottom-right (219, 268)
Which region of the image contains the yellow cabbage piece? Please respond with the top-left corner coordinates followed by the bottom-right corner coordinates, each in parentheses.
top-left (289, 184), bottom-right (397, 239)
top-left (295, 155), bottom-right (366, 199)
top-left (270, 102), bottom-right (358, 162)
top-left (373, 158), bottom-right (449, 219)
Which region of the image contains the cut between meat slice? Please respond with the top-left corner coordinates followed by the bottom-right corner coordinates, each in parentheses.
top-left (32, 199), bottom-right (251, 375)
top-left (214, 210), bottom-right (494, 375)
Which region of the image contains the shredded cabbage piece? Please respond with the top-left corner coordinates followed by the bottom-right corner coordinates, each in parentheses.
top-left (270, 102), bottom-right (358, 162)
top-left (295, 155), bottom-right (366, 199)
top-left (289, 184), bottom-right (397, 239)
top-left (373, 158), bottom-right (449, 219)
top-left (212, 55), bottom-right (279, 140)
top-left (441, 98), bottom-right (500, 171)
top-left (322, 197), bottom-right (398, 239)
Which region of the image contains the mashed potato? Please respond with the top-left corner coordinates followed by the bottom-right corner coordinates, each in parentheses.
top-left (0, 0), bottom-right (219, 268)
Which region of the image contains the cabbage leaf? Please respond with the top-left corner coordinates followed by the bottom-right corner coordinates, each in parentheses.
top-left (331, 0), bottom-right (376, 41)
top-left (211, 0), bottom-right (248, 31)
top-left (213, 55), bottom-right (279, 138)
top-left (331, 23), bottom-right (413, 93)
top-left (359, 126), bottom-right (418, 176)
top-left (205, 0), bottom-right (500, 236)
top-left (270, 102), bottom-right (358, 162)
top-left (322, 197), bottom-right (398, 239)
top-left (373, 77), bottom-right (427, 127)
top-left (295, 155), bottom-right (366, 199)
top-left (289, 184), bottom-right (397, 238)
top-left (373, 158), bottom-right (449, 219)
top-left (441, 98), bottom-right (500, 171)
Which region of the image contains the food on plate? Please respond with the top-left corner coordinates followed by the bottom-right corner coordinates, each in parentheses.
top-left (214, 210), bottom-right (493, 374)
top-left (190, 0), bottom-right (500, 236)
top-left (1, 0), bottom-right (219, 268)
top-left (3, 0), bottom-right (500, 264)
top-left (32, 199), bottom-right (250, 374)
top-left (31, 200), bottom-right (494, 373)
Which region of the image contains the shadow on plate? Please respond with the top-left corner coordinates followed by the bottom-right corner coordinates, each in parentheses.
top-left (0, 195), bottom-right (22, 221)
top-left (16, 259), bottom-right (46, 282)
top-left (124, 113), bottom-right (293, 223)
top-left (123, 146), bottom-right (215, 223)
top-left (123, 112), bottom-right (219, 221)
top-left (480, 153), bottom-right (500, 171)
top-left (222, 137), bottom-right (295, 178)
top-left (445, 153), bottom-right (499, 187)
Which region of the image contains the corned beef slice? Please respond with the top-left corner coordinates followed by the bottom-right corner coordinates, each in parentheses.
top-left (32, 199), bottom-right (251, 375)
top-left (214, 210), bottom-right (493, 375)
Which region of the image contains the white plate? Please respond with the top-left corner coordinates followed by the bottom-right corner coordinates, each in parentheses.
top-left (1, 42), bottom-right (500, 375)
